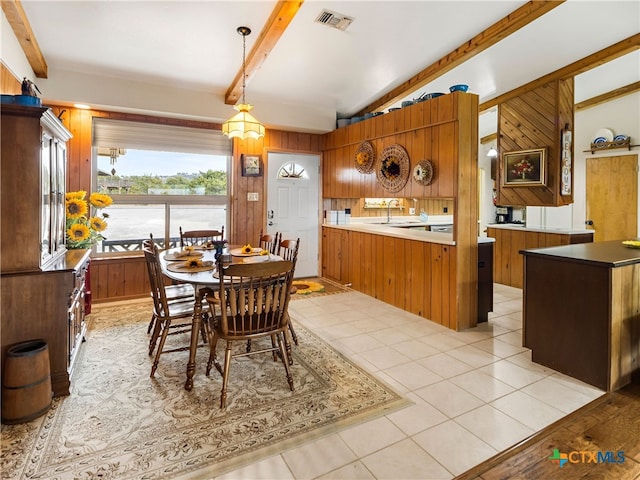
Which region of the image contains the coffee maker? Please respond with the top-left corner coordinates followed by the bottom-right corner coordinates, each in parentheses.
top-left (495, 206), bottom-right (512, 224)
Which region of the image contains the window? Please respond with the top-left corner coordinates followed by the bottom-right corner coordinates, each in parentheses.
top-left (277, 162), bottom-right (309, 179)
top-left (92, 119), bottom-right (231, 254)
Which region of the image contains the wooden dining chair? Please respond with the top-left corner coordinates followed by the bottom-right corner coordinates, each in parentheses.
top-left (258, 229), bottom-right (280, 255)
top-left (143, 243), bottom-right (209, 377)
top-left (204, 260), bottom-right (295, 408)
top-left (179, 226), bottom-right (224, 247)
top-left (277, 238), bottom-right (301, 351)
top-left (143, 236), bottom-right (195, 355)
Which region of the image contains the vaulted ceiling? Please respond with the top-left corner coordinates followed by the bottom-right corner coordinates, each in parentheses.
top-left (3, 0), bottom-right (639, 136)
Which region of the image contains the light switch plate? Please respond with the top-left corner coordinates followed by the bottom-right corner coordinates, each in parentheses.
top-left (409, 207), bottom-right (416, 215)
top-left (247, 192), bottom-right (259, 201)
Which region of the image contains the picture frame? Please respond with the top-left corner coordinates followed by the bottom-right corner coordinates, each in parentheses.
top-left (241, 154), bottom-right (262, 177)
top-left (502, 148), bottom-right (546, 187)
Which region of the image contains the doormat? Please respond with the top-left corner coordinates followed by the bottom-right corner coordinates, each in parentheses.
top-left (1, 299), bottom-right (409, 480)
top-left (290, 277), bottom-right (348, 298)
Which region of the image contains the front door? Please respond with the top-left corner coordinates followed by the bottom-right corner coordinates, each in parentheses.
top-left (266, 152), bottom-right (320, 278)
top-left (586, 154), bottom-right (638, 241)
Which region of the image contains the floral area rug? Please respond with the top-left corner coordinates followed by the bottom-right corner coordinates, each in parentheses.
top-left (290, 277), bottom-right (347, 298)
top-left (1, 299), bottom-right (409, 479)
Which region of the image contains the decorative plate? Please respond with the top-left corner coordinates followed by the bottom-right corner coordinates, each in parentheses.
top-left (594, 128), bottom-right (614, 142)
top-left (354, 141), bottom-right (375, 174)
top-left (376, 144), bottom-right (410, 193)
top-left (593, 137), bottom-right (607, 144)
top-left (614, 135), bottom-right (628, 142)
top-left (413, 159), bottom-right (435, 186)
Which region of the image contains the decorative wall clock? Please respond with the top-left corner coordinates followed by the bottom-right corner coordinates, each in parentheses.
top-left (413, 159), bottom-right (435, 186)
top-left (376, 144), bottom-right (410, 192)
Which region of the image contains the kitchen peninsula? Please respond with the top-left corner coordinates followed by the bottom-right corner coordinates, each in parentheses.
top-left (322, 219), bottom-right (495, 328)
top-left (521, 240), bottom-right (640, 391)
top-left (322, 91), bottom-right (479, 331)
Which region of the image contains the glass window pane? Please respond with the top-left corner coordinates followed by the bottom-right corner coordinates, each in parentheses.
top-left (170, 205), bottom-right (227, 240)
top-left (98, 204), bottom-right (169, 253)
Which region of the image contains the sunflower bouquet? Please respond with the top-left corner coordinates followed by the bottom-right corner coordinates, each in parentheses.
top-left (65, 191), bottom-right (112, 249)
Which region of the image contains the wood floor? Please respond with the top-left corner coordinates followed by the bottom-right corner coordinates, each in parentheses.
top-left (456, 377), bottom-right (640, 480)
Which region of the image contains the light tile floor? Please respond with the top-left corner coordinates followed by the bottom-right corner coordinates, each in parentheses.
top-left (215, 284), bottom-right (604, 480)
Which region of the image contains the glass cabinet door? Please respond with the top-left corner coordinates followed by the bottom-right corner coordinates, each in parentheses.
top-left (40, 132), bottom-right (53, 264)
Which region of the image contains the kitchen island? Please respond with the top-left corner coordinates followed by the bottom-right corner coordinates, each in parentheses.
top-left (521, 240), bottom-right (640, 391)
top-left (486, 224), bottom-right (593, 288)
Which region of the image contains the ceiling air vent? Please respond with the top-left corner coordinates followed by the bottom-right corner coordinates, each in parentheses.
top-left (315, 9), bottom-right (354, 31)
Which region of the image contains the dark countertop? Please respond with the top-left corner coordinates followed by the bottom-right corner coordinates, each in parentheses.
top-left (520, 239), bottom-right (640, 268)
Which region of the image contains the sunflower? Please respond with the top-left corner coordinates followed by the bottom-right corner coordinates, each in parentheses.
top-left (185, 259), bottom-right (203, 268)
top-left (291, 280), bottom-right (325, 295)
top-left (67, 223), bottom-right (90, 242)
top-left (65, 191), bottom-right (86, 201)
top-left (65, 190), bottom-right (112, 249)
top-left (89, 216), bottom-right (108, 232)
top-left (66, 198), bottom-right (88, 219)
top-left (242, 244), bottom-right (253, 254)
top-left (89, 192), bottom-right (113, 209)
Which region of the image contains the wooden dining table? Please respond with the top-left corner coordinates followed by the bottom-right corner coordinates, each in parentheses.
top-left (159, 246), bottom-right (282, 390)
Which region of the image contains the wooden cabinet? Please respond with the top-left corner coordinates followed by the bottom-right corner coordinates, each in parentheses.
top-left (321, 227), bottom-right (350, 283)
top-left (1, 105), bottom-right (71, 272)
top-left (522, 241), bottom-right (640, 391)
top-left (487, 227), bottom-right (593, 288)
top-left (1, 105), bottom-right (88, 397)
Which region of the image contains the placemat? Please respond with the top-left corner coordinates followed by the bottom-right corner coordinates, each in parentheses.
top-left (163, 251), bottom-right (204, 261)
top-left (166, 261), bottom-right (214, 273)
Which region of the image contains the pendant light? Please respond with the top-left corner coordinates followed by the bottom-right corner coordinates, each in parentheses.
top-left (222, 26), bottom-right (265, 140)
top-left (487, 146), bottom-right (498, 157)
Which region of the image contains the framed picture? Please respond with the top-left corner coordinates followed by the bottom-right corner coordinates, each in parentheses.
top-left (241, 154), bottom-right (262, 177)
top-left (502, 148), bottom-right (546, 187)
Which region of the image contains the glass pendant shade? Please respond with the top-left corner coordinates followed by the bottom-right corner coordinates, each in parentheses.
top-left (222, 103), bottom-right (265, 140)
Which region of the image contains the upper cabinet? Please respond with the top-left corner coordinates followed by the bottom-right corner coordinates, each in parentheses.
top-left (496, 78), bottom-right (574, 207)
top-left (1, 105), bottom-right (72, 272)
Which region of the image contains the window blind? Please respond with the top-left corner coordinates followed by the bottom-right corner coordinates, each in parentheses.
top-left (92, 118), bottom-right (232, 156)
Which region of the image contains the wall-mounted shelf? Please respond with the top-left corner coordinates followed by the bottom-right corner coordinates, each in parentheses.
top-left (583, 137), bottom-right (639, 154)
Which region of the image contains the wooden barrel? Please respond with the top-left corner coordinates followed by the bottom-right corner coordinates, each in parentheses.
top-left (1, 340), bottom-right (52, 424)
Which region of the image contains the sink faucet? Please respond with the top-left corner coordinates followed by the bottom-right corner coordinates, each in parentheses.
top-left (386, 199), bottom-right (400, 223)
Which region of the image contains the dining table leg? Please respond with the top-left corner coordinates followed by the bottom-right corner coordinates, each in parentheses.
top-left (185, 286), bottom-right (205, 390)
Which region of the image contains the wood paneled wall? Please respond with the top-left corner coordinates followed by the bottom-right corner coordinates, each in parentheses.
top-left (40, 104), bottom-right (322, 302)
top-left (1, 63), bottom-right (21, 94)
top-left (497, 78), bottom-right (574, 206)
top-left (322, 92), bottom-right (479, 330)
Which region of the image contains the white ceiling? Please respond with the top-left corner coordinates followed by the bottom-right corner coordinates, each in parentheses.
top-left (11, 0), bottom-right (640, 135)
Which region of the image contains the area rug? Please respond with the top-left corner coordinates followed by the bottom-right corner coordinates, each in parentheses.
top-left (290, 277), bottom-right (347, 298)
top-left (1, 299), bottom-right (410, 479)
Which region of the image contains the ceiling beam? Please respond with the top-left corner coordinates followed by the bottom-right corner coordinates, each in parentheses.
top-left (1, 0), bottom-right (47, 78)
top-left (575, 81), bottom-right (640, 111)
top-left (225, 1), bottom-right (304, 105)
top-left (357, 0), bottom-right (565, 115)
top-left (479, 33), bottom-right (640, 112)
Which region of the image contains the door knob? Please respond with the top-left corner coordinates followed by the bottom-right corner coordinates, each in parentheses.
top-left (585, 220), bottom-right (594, 226)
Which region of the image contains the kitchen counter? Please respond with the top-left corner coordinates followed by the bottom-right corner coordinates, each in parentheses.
top-left (486, 223), bottom-right (593, 234)
top-left (521, 239), bottom-right (640, 268)
top-left (325, 215), bottom-right (456, 245)
top-left (521, 240), bottom-right (640, 391)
